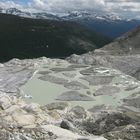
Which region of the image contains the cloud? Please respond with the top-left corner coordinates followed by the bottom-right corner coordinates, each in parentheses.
top-left (104, 0), bottom-right (140, 18)
top-left (0, 0), bottom-right (23, 9)
top-left (27, 0), bottom-right (140, 18)
top-left (0, 0), bottom-right (140, 18)
top-left (28, 0), bottom-right (105, 12)
top-left (106, 0), bottom-right (140, 11)
top-left (28, 0), bottom-right (140, 13)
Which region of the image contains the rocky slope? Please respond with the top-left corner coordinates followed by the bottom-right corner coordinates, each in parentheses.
top-left (68, 25), bottom-right (140, 81)
top-left (94, 25), bottom-right (140, 55)
top-left (0, 94), bottom-right (107, 140)
top-left (68, 54), bottom-right (140, 80)
top-left (0, 57), bottom-right (140, 140)
top-left (0, 19), bottom-right (140, 140)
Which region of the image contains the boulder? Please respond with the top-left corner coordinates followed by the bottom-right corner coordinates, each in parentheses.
top-left (23, 103), bottom-right (42, 114)
top-left (0, 95), bottom-right (12, 110)
top-left (60, 120), bottom-right (74, 130)
top-left (70, 106), bottom-right (87, 119)
top-left (41, 125), bottom-right (107, 140)
top-left (48, 110), bottom-right (61, 120)
top-left (5, 105), bottom-right (26, 115)
top-left (12, 113), bottom-right (36, 126)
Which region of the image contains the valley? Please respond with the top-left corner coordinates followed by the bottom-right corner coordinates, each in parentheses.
top-left (0, 13), bottom-right (111, 62)
top-left (0, 6), bottom-right (140, 140)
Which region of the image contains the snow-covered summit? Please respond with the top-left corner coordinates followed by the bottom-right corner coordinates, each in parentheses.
top-left (0, 7), bottom-right (128, 22)
top-left (56, 10), bottom-right (125, 22)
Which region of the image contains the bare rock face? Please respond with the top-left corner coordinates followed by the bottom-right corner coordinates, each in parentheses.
top-left (0, 95), bottom-right (12, 110)
top-left (82, 112), bottom-right (135, 135)
top-left (104, 124), bottom-right (140, 140)
top-left (133, 69), bottom-right (140, 81)
top-left (123, 93), bottom-right (140, 108)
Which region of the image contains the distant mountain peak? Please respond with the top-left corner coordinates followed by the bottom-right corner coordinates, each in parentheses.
top-left (59, 10), bottom-right (124, 21)
top-left (0, 7), bottom-right (139, 39)
top-left (0, 7), bottom-right (125, 21)
top-left (6, 8), bottom-right (21, 14)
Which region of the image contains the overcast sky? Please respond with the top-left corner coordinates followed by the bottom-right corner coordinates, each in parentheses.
top-left (0, 0), bottom-right (140, 19)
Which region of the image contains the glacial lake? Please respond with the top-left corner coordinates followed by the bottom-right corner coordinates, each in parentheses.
top-left (20, 64), bottom-right (140, 109)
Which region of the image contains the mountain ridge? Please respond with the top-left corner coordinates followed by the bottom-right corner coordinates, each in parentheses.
top-left (94, 25), bottom-right (140, 55)
top-left (0, 7), bottom-right (125, 21)
top-left (1, 7), bottom-right (140, 38)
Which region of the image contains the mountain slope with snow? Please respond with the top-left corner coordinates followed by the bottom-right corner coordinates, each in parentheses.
top-left (1, 8), bottom-right (140, 38)
top-left (62, 11), bottom-right (140, 38)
